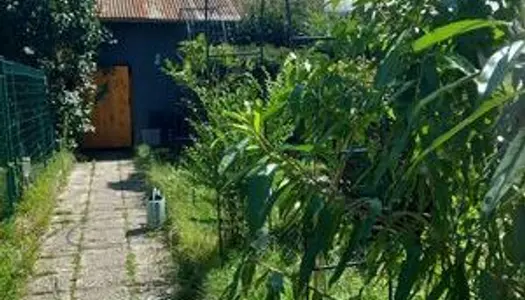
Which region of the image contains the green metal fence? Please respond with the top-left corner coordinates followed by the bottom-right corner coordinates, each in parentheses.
top-left (0, 57), bottom-right (55, 219)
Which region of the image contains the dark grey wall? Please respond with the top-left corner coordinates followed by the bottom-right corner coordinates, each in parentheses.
top-left (98, 21), bottom-right (189, 145)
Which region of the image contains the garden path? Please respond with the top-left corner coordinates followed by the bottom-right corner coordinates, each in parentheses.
top-left (24, 155), bottom-right (172, 300)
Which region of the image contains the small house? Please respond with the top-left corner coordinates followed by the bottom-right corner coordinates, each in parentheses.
top-left (84, 0), bottom-right (241, 148)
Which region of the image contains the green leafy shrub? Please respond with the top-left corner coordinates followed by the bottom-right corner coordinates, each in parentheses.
top-left (0, 0), bottom-right (108, 147)
top-left (163, 0), bottom-right (525, 299)
top-left (143, 160), bottom-right (387, 300)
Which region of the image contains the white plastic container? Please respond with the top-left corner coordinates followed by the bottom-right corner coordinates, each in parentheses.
top-left (147, 187), bottom-right (166, 229)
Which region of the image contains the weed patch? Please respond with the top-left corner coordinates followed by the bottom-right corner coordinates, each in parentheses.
top-left (0, 151), bottom-right (74, 300)
top-left (136, 144), bottom-right (220, 299)
top-left (141, 157), bottom-right (387, 299)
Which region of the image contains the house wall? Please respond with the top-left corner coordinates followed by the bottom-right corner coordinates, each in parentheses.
top-left (98, 21), bottom-right (189, 145)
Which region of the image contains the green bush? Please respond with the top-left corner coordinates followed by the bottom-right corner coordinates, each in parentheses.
top-left (0, 151), bottom-right (74, 300)
top-left (163, 1), bottom-right (525, 299)
top-left (143, 159), bottom-right (387, 299)
top-left (0, 0), bottom-right (108, 147)
top-left (233, 0), bottom-right (324, 46)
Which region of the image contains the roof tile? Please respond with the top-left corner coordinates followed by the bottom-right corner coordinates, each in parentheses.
top-left (98, 0), bottom-right (242, 22)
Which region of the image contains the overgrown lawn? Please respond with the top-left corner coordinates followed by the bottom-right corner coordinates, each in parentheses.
top-left (139, 146), bottom-right (386, 299)
top-left (0, 151), bottom-right (74, 300)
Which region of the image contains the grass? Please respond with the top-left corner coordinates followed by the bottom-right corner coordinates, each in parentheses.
top-left (137, 145), bottom-right (386, 299)
top-left (125, 252), bottom-right (137, 283)
top-left (0, 151), bottom-right (74, 300)
top-left (145, 159), bottom-right (220, 299)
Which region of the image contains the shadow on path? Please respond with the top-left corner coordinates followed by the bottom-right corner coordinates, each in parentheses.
top-left (78, 149), bottom-right (133, 161)
top-left (107, 171), bottom-right (145, 192)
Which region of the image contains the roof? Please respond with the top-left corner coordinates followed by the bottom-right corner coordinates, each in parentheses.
top-left (97, 0), bottom-right (243, 22)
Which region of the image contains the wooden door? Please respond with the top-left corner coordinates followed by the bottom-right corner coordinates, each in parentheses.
top-left (84, 66), bottom-right (132, 148)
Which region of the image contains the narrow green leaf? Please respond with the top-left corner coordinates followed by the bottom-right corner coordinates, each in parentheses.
top-left (254, 270), bottom-right (270, 291)
top-left (395, 240), bottom-right (422, 300)
top-left (453, 253), bottom-right (470, 300)
top-left (362, 199), bottom-right (382, 239)
top-left (219, 151), bottom-right (238, 175)
top-left (390, 80), bottom-right (417, 102)
top-left (224, 111), bottom-right (249, 123)
top-left (245, 174), bottom-right (273, 236)
top-left (263, 99), bottom-right (286, 120)
top-left (477, 40), bottom-right (525, 99)
top-left (515, 204), bottom-right (525, 263)
top-left (479, 271), bottom-right (502, 300)
top-left (419, 56), bottom-right (440, 97)
top-left (374, 74), bottom-right (476, 186)
top-left (218, 138), bottom-right (250, 176)
top-left (413, 73), bottom-right (478, 116)
top-left (445, 53), bottom-right (479, 75)
top-left (312, 290), bottom-right (323, 300)
top-left (298, 197), bottom-right (324, 294)
top-left (426, 268), bottom-right (452, 300)
top-left (288, 84), bottom-right (306, 114)
top-left (236, 138), bottom-right (251, 150)
top-left (329, 199), bottom-right (381, 286)
top-left (221, 262), bottom-right (244, 300)
top-left (409, 89), bottom-right (525, 173)
top-left (231, 123), bottom-right (252, 133)
top-left (276, 182), bottom-right (299, 219)
top-left (375, 30), bottom-right (410, 88)
top-left (503, 204), bottom-right (525, 263)
top-left (254, 111), bottom-right (262, 135)
top-left (281, 144), bottom-right (315, 153)
top-left (298, 199), bottom-right (343, 295)
top-left (413, 19), bottom-right (507, 53)
top-left (241, 260), bottom-right (257, 293)
top-left (484, 128), bottom-right (525, 215)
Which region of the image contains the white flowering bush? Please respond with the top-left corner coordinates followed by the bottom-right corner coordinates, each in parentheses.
top-left (0, 0), bottom-right (108, 148)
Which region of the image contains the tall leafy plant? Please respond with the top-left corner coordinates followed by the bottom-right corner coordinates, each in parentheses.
top-left (169, 0), bottom-right (525, 298)
top-left (0, 0), bottom-right (107, 147)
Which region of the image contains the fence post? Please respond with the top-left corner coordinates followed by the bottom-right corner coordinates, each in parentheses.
top-left (0, 59), bottom-right (16, 216)
top-left (7, 61), bottom-right (22, 210)
top-left (0, 58), bottom-right (6, 217)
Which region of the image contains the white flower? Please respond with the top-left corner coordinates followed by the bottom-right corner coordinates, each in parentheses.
top-left (23, 47), bottom-right (35, 56)
top-left (294, 201), bottom-right (301, 210)
top-left (304, 61), bottom-right (312, 72)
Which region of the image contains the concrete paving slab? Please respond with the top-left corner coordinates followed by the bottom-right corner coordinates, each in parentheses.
top-left (75, 286), bottom-right (130, 300)
top-left (83, 227), bottom-right (127, 249)
top-left (82, 218), bottom-right (126, 230)
top-left (32, 255), bottom-right (75, 277)
top-left (26, 156), bottom-right (174, 300)
top-left (76, 249), bottom-right (127, 289)
top-left (26, 273), bottom-right (71, 295)
top-left (80, 248), bottom-right (127, 269)
top-left (24, 291), bottom-right (71, 300)
top-left (39, 226), bottom-right (80, 257)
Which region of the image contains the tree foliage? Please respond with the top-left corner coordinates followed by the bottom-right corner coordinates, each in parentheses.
top-left (0, 0), bottom-right (107, 147)
top-left (167, 0), bottom-right (525, 298)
